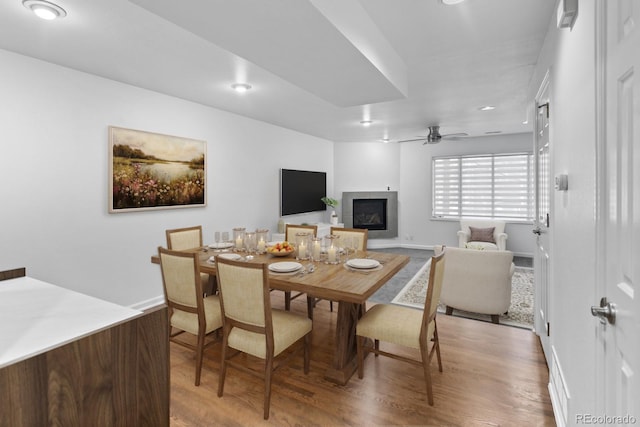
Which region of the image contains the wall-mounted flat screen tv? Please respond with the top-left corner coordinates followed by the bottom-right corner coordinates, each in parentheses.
top-left (280, 168), bottom-right (327, 216)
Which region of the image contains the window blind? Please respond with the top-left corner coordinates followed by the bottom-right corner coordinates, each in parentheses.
top-left (433, 153), bottom-right (533, 220)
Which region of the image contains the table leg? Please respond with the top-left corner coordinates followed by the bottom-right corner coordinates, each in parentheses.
top-left (324, 301), bottom-right (366, 385)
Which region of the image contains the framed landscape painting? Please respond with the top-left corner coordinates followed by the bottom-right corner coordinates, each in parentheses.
top-left (109, 126), bottom-right (206, 213)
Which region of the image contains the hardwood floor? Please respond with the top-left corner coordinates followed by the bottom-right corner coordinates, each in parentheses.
top-left (169, 295), bottom-right (555, 426)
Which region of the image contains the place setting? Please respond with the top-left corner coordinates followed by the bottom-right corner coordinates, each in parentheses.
top-left (268, 261), bottom-right (315, 276)
top-left (343, 258), bottom-right (382, 274)
top-left (208, 231), bottom-right (234, 251)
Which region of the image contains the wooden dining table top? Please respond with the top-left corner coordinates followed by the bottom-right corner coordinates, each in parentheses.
top-left (151, 248), bottom-right (409, 305)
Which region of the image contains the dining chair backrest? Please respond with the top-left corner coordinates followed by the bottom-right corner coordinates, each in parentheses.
top-left (158, 247), bottom-right (203, 311)
top-left (285, 224), bottom-right (317, 242)
top-left (330, 227), bottom-right (368, 250)
top-left (166, 225), bottom-right (203, 250)
top-left (216, 258), bottom-right (270, 329)
top-left (421, 251), bottom-right (446, 344)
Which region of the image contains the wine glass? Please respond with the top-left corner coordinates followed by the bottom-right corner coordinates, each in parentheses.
top-left (343, 236), bottom-right (353, 260)
top-left (349, 236), bottom-right (360, 259)
top-left (214, 231), bottom-right (221, 249)
top-left (221, 231), bottom-right (229, 244)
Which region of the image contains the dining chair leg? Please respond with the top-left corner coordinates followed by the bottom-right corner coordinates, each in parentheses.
top-left (356, 335), bottom-right (365, 379)
top-left (433, 322), bottom-right (443, 372)
top-left (421, 349), bottom-right (435, 406)
top-left (195, 330), bottom-right (206, 386)
top-left (264, 356), bottom-right (274, 419)
top-left (217, 328), bottom-right (230, 397)
top-left (374, 339), bottom-right (380, 357)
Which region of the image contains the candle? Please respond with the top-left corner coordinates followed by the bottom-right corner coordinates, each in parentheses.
top-left (327, 245), bottom-right (336, 263)
top-left (299, 241), bottom-right (307, 259)
top-left (235, 236), bottom-right (243, 250)
top-left (257, 238), bottom-right (266, 253)
top-left (312, 241), bottom-right (321, 260)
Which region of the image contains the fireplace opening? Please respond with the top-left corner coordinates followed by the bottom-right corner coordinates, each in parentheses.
top-left (353, 198), bottom-right (387, 231)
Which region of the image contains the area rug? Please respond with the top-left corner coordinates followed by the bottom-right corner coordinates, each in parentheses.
top-left (391, 260), bottom-right (534, 329)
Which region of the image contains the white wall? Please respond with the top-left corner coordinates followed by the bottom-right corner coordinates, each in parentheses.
top-left (334, 133), bottom-right (535, 256)
top-left (0, 49), bottom-right (333, 308)
top-left (527, 0), bottom-right (598, 423)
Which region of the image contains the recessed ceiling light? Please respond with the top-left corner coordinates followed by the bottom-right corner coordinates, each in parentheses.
top-left (23, 0), bottom-right (67, 20)
top-left (441, 0), bottom-right (465, 5)
top-left (479, 105), bottom-right (496, 111)
top-left (522, 120), bottom-right (529, 125)
top-left (381, 138), bottom-right (390, 143)
top-left (360, 120), bottom-right (373, 127)
top-left (231, 83), bottom-right (252, 93)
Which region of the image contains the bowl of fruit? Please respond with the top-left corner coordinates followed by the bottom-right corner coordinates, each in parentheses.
top-left (266, 241), bottom-right (295, 257)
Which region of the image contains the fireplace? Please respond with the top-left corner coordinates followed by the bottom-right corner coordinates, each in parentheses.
top-left (342, 191), bottom-right (398, 239)
top-left (353, 199), bottom-right (387, 230)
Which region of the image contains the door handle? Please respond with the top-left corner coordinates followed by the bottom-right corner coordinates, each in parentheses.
top-left (532, 227), bottom-right (542, 235)
top-left (591, 297), bottom-right (616, 325)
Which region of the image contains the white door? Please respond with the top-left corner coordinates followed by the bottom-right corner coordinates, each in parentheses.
top-left (534, 76), bottom-right (552, 361)
top-left (595, 0), bottom-right (639, 420)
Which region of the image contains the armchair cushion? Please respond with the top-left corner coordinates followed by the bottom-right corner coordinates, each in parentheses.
top-left (469, 226), bottom-right (496, 243)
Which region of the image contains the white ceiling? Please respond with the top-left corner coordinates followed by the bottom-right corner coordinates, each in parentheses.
top-left (0, 0), bottom-right (556, 143)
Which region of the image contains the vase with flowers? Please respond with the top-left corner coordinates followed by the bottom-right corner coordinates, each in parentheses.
top-left (321, 197), bottom-right (339, 225)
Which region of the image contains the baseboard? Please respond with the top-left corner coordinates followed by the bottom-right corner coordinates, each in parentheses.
top-left (367, 243), bottom-right (534, 258)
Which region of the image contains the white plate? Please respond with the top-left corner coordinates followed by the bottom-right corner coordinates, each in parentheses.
top-left (217, 253), bottom-right (242, 261)
top-left (208, 242), bottom-right (234, 249)
top-left (346, 258), bottom-right (380, 269)
top-left (268, 261), bottom-right (303, 273)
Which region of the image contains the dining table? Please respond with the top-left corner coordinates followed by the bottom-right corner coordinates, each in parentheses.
top-left (151, 247), bottom-right (409, 385)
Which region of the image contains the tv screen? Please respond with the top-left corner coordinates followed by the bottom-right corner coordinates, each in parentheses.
top-left (280, 168), bottom-right (327, 216)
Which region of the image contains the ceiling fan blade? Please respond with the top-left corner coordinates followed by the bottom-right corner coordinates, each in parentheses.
top-left (398, 137), bottom-right (427, 143)
top-left (442, 132), bottom-right (469, 138)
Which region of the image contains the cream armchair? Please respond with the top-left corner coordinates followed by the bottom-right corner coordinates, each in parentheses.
top-left (435, 246), bottom-right (514, 324)
top-left (457, 219), bottom-right (508, 251)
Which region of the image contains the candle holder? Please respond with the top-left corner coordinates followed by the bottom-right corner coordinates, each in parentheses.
top-left (256, 228), bottom-right (269, 254)
top-left (311, 237), bottom-right (323, 263)
top-left (232, 227), bottom-right (245, 252)
top-left (295, 232), bottom-right (312, 260)
top-left (324, 234), bottom-right (341, 264)
top-left (244, 231), bottom-right (257, 254)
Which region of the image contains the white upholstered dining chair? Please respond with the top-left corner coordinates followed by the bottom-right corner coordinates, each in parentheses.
top-left (215, 257), bottom-right (312, 420)
top-left (356, 250), bottom-right (446, 406)
top-left (166, 225), bottom-right (212, 295)
top-left (158, 247), bottom-right (222, 386)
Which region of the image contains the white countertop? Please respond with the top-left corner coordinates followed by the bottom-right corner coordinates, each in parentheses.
top-left (0, 276), bottom-right (143, 369)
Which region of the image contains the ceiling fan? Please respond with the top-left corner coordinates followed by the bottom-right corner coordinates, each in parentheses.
top-left (398, 126), bottom-right (468, 144)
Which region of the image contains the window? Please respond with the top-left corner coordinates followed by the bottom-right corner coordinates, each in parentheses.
top-left (432, 153), bottom-right (534, 221)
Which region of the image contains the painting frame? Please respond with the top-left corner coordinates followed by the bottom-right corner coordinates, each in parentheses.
top-left (108, 126), bottom-right (206, 213)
